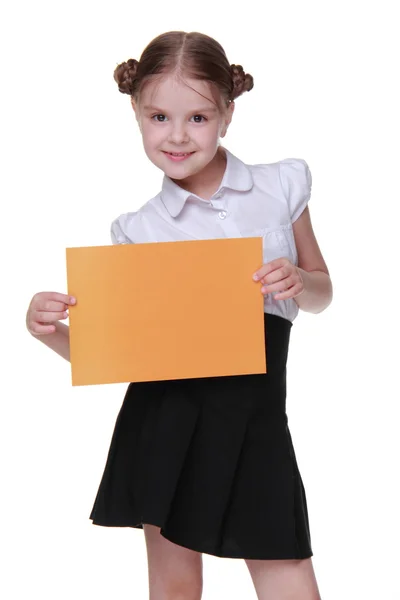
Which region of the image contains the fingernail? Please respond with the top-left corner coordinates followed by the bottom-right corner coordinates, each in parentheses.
top-left (253, 274), bottom-right (259, 281)
top-left (70, 296), bottom-right (76, 304)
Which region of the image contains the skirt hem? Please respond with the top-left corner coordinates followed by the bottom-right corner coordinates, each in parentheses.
top-left (89, 517), bottom-right (313, 561)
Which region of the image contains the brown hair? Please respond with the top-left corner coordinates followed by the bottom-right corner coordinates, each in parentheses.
top-left (113, 31), bottom-right (254, 108)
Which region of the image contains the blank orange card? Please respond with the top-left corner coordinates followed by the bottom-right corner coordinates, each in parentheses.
top-left (66, 237), bottom-right (266, 386)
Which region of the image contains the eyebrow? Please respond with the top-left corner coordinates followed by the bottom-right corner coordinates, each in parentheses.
top-left (142, 105), bottom-right (218, 113)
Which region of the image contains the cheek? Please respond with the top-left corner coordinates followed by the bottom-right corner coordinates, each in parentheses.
top-left (141, 124), bottom-right (162, 150)
top-left (197, 123), bottom-right (222, 147)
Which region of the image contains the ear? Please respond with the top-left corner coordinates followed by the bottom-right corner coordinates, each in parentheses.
top-left (220, 101), bottom-right (235, 138)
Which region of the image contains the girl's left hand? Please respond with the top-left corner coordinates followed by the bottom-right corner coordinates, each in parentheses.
top-left (253, 257), bottom-right (305, 300)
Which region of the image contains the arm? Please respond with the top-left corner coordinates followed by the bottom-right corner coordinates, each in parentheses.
top-left (292, 206), bottom-right (333, 314)
top-left (30, 320), bottom-right (71, 362)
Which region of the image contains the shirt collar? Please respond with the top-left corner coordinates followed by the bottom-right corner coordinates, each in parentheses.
top-left (160, 147), bottom-right (253, 218)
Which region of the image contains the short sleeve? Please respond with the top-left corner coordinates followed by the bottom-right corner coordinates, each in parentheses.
top-left (279, 158), bottom-right (312, 223)
top-left (110, 213), bottom-right (136, 244)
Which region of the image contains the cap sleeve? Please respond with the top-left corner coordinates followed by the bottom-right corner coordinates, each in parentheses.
top-left (279, 158), bottom-right (312, 223)
top-left (110, 212), bottom-right (136, 244)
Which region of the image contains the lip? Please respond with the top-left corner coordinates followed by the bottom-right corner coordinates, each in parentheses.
top-left (162, 151), bottom-right (195, 162)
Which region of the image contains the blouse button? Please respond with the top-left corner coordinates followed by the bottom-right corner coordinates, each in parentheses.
top-left (218, 210), bottom-right (227, 219)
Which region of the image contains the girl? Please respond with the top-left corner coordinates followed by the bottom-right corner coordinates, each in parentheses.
top-left (26, 31), bottom-right (332, 600)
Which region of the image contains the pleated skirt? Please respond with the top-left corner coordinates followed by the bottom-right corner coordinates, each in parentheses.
top-left (89, 313), bottom-right (313, 560)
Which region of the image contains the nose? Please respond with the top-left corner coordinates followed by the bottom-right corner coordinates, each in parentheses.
top-left (168, 122), bottom-right (190, 145)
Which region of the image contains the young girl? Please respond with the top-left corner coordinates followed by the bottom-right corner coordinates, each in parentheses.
top-left (26, 31), bottom-right (332, 600)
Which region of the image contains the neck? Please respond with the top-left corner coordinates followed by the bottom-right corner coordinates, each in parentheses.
top-left (171, 147), bottom-right (227, 200)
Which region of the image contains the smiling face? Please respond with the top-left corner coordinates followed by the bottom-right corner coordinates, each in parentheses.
top-left (131, 74), bottom-right (234, 189)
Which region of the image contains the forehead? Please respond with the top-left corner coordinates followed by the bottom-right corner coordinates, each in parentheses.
top-left (140, 74), bottom-right (219, 110)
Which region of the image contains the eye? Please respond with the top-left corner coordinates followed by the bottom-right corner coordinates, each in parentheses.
top-left (190, 115), bottom-right (207, 123)
top-left (152, 114), bottom-right (168, 122)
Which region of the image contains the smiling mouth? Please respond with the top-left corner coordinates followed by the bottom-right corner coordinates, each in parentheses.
top-left (162, 151), bottom-right (196, 163)
top-left (163, 151), bottom-right (195, 156)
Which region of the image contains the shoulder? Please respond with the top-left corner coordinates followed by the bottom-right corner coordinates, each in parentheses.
top-left (279, 158), bottom-right (312, 223)
top-left (249, 157), bottom-right (312, 223)
top-left (277, 158), bottom-right (312, 196)
top-left (110, 193), bottom-right (162, 244)
top-left (248, 157), bottom-right (311, 186)
top-left (110, 211), bottom-right (138, 244)
top-left (243, 156), bottom-right (312, 222)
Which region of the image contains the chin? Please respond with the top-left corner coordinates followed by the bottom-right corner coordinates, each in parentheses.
top-left (162, 159), bottom-right (202, 178)
top-left (164, 168), bottom-right (195, 181)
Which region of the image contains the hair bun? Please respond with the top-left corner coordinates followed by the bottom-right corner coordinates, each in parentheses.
top-left (113, 58), bottom-right (139, 95)
top-left (230, 64), bottom-right (254, 100)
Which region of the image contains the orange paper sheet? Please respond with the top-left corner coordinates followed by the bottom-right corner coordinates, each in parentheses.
top-left (66, 237), bottom-right (266, 386)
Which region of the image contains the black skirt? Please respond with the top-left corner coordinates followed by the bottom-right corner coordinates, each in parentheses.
top-left (89, 313), bottom-right (313, 560)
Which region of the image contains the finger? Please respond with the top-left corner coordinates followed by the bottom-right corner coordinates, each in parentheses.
top-left (253, 258), bottom-right (289, 281)
top-left (261, 266), bottom-right (290, 286)
top-left (38, 300), bottom-right (71, 312)
top-left (28, 323), bottom-right (57, 336)
top-left (32, 292), bottom-right (76, 308)
top-left (35, 310), bottom-right (68, 322)
top-left (274, 283), bottom-right (304, 300)
top-left (261, 276), bottom-right (293, 295)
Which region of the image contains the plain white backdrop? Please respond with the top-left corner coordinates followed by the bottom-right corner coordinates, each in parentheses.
top-left (1, 0), bottom-right (399, 598)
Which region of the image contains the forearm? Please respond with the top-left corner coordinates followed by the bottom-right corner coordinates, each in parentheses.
top-left (31, 321), bottom-right (71, 362)
top-left (295, 269), bottom-right (333, 314)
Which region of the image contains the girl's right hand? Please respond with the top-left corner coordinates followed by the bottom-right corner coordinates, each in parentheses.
top-left (26, 292), bottom-right (76, 336)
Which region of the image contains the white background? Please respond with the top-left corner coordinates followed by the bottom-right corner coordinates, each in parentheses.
top-left (1, 0), bottom-right (399, 598)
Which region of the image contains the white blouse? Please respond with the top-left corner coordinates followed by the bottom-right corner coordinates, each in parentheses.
top-left (111, 147), bottom-right (312, 322)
